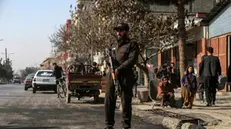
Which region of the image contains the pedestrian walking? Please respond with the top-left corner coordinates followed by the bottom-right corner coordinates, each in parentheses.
top-left (90, 62), bottom-right (100, 73)
top-left (181, 65), bottom-right (197, 109)
top-left (170, 62), bottom-right (180, 87)
top-left (227, 65), bottom-right (231, 92)
top-left (199, 47), bottom-right (221, 106)
top-left (104, 23), bottom-right (139, 129)
top-left (198, 55), bottom-right (206, 103)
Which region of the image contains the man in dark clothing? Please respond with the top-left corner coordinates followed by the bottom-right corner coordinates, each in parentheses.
top-left (104, 23), bottom-right (139, 129)
top-left (227, 65), bottom-right (231, 92)
top-left (132, 67), bottom-right (138, 97)
top-left (198, 55), bottom-right (206, 103)
top-left (199, 47), bottom-right (221, 106)
top-left (91, 62), bottom-right (100, 73)
top-left (53, 63), bottom-right (63, 82)
top-left (52, 63), bottom-right (63, 94)
top-left (170, 62), bottom-right (180, 87)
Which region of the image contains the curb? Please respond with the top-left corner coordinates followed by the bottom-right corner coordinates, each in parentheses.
top-left (131, 106), bottom-right (203, 129)
top-left (216, 91), bottom-right (231, 96)
top-left (132, 108), bottom-right (164, 126)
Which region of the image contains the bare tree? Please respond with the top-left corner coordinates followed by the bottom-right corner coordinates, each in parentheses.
top-left (49, 25), bottom-right (68, 53)
top-left (141, 0), bottom-right (195, 78)
top-left (94, 0), bottom-right (178, 88)
top-left (52, 1), bottom-right (179, 88)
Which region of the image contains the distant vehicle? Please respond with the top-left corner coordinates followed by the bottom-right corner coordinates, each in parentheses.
top-left (13, 76), bottom-right (21, 84)
top-left (24, 73), bottom-right (35, 91)
top-left (32, 70), bottom-right (56, 93)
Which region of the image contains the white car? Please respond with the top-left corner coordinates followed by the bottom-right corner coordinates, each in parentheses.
top-left (32, 70), bottom-right (56, 93)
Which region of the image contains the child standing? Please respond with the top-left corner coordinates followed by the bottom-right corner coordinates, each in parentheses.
top-left (181, 65), bottom-right (197, 109)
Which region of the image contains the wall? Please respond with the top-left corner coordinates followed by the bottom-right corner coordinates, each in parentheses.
top-left (209, 3), bottom-right (231, 38)
top-left (40, 58), bottom-right (57, 70)
top-left (149, 0), bottom-right (215, 13)
top-left (158, 45), bottom-right (197, 67)
top-left (187, 27), bottom-right (204, 43)
top-left (196, 38), bottom-right (207, 73)
top-left (209, 36), bottom-right (227, 76)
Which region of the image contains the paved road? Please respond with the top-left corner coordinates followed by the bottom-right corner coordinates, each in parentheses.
top-left (0, 84), bottom-right (164, 129)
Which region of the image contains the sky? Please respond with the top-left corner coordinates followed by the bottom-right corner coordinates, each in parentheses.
top-left (0, 0), bottom-right (76, 72)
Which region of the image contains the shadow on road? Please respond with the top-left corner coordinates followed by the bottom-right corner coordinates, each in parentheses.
top-left (41, 91), bottom-right (56, 94)
top-left (25, 89), bottom-right (57, 94)
top-left (0, 106), bottom-right (104, 127)
top-left (195, 106), bottom-right (231, 110)
top-left (0, 105), bottom-right (163, 129)
top-left (0, 126), bottom-right (58, 129)
top-left (71, 97), bottom-right (105, 105)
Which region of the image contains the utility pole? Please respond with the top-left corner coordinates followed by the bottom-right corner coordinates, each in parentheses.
top-left (1, 48), bottom-right (14, 64)
top-left (5, 48), bottom-right (7, 63)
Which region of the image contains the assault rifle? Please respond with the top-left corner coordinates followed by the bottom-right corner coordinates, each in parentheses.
top-left (106, 47), bottom-right (120, 98)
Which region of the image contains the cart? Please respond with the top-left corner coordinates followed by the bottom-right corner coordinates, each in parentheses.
top-left (65, 64), bottom-right (102, 103)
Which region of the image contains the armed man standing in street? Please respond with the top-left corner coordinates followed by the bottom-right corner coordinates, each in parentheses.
top-left (104, 23), bottom-right (139, 129)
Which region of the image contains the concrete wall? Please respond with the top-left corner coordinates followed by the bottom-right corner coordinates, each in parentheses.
top-left (209, 3), bottom-right (231, 38)
top-left (187, 27), bottom-right (204, 43)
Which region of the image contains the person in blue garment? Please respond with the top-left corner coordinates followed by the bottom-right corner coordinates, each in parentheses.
top-left (181, 65), bottom-right (197, 109)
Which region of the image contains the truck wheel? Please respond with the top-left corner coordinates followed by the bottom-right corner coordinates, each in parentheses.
top-left (66, 90), bottom-right (71, 103)
top-left (33, 87), bottom-right (36, 93)
top-left (54, 87), bottom-right (57, 93)
top-left (93, 91), bottom-right (99, 103)
top-left (24, 86), bottom-right (28, 91)
top-left (33, 85), bottom-right (37, 94)
top-left (66, 94), bottom-right (71, 103)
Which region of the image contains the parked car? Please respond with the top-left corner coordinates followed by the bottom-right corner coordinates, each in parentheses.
top-left (24, 73), bottom-right (35, 91)
top-left (13, 76), bottom-right (21, 84)
top-left (32, 70), bottom-right (56, 93)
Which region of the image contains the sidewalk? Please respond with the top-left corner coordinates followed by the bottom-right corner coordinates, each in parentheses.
top-left (131, 89), bottom-right (231, 129)
top-left (100, 89), bottom-right (231, 129)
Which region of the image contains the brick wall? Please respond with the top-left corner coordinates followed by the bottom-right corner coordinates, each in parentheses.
top-left (196, 38), bottom-right (207, 73)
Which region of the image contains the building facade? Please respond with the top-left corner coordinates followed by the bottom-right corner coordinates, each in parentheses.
top-left (202, 1), bottom-right (231, 76)
top-left (148, 0), bottom-right (219, 13)
top-left (155, 0), bottom-right (223, 76)
top-left (77, 0), bottom-right (94, 11)
top-left (40, 57), bottom-right (57, 70)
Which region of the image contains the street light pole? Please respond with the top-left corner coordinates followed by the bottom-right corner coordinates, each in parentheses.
top-left (1, 48), bottom-right (14, 63)
top-left (5, 48), bottom-right (7, 62)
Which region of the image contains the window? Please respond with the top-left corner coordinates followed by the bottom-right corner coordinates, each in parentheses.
top-left (36, 71), bottom-right (54, 77)
top-left (26, 74), bottom-right (35, 79)
top-left (14, 77), bottom-right (20, 79)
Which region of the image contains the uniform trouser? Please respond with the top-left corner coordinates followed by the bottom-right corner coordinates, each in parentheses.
top-left (204, 76), bottom-right (217, 105)
top-left (105, 72), bottom-right (134, 128)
